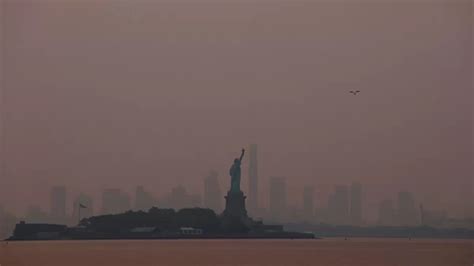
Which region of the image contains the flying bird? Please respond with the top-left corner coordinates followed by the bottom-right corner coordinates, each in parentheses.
top-left (349, 90), bottom-right (361, 95)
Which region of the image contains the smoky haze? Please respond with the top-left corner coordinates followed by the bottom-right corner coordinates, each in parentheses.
top-left (0, 0), bottom-right (472, 222)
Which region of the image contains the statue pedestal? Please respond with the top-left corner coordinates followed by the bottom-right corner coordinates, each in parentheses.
top-left (223, 190), bottom-right (248, 219)
top-left (221, 190), bottom-right (252, 233)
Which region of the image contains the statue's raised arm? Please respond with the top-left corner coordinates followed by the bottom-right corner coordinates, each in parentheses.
top-left (239, 148), bottom-right (245, 162)
top-left (229, 148), bottom-right (245, 194)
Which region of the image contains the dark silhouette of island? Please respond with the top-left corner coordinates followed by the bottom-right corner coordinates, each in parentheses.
top-left (9, 207), bottom-right (314, 240)
top-left (81, 208), bottom-right (221, 235)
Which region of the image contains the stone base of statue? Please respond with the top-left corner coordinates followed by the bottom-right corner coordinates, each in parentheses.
top-left (221, 190), bottom-right (254, 233)
top-left (223, 190), bottom-right (248, 219)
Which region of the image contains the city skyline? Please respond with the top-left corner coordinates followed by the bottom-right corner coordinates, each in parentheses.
top-left (1, 180), bottom-right (465, 226)
top-left (0, 141), bottom-right (472, 224)
top-left (0, 1), bottom-right (472, 225)
top-left (0, 144), bottom-right (472, 223)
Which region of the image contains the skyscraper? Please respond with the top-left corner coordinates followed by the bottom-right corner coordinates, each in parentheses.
top-left (204, 170), bottom-right (222, 213)
top-left (0, 206), bottom-right (17, 239)
top-left (269, 176), bottom-right (286, 222)
top-left (135, 186), bottom-right (156, 211)
top-left (327, 185), bottom-right (349, 225)
top-left (162, 185), bottom-right (202, 210)
top-left (378, 199), bottom-right (395, 226)
top-left (350, 182), bottom-right (363, 225)
top-left (248, 144), bottom-right (258, 214)
top-left (101, 188), bottom-right (131, 215)
top-left (303, 185), bottom-right (315, 222)
top-left (50, 186), bottom-right (66, 222)
top-left (397, 191), bottom-right (418, 226)
top-left (26, 205), bottom-right (49, 223)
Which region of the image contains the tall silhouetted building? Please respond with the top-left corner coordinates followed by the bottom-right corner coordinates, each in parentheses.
top-left (303, 185), bottom-right (315, 222)
top-left (73, 193), bottom-right (93, 222)
top-left (26, 205), bottom-right (49, 223)
top-left (204, 170), bottom-right (222, 213)
top-left (101, 189), bottom-right (131, 215)
top-left (162, 185), bottom-right (202, 210)
top-left (350, 182), bottom-right (363, 225)
top-left (327, 185), bottom-right (349, 225)
top-left (248, 144), bottom-right (258, 215)
top-left (378, 199), bottom-right (395, 226)
top-left (288, 205), bottom-right (304, 222)
top-left (314, 207), bottom-right (328, 224)
top-left (135, 186), bottom-right (156, 211)
top-left (50, 186), bottom-right (66, 222)
top-left (397, 191), bottom-right (418, 226)
top-left (0, 206), bottom-right (17, 239)
top-left (269, 177), bottom-right (286, 222)
top-left (421, 208), bottom-right (448, 227)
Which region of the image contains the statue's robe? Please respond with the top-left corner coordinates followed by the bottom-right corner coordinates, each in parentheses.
top-left (229, 161), bottom-right (241, 193)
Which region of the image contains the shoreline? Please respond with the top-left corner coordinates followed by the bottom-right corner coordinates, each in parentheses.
top-left (6, 232), bottom-right (317, 241)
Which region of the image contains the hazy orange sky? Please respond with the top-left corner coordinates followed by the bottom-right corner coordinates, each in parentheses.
top-left (0, 0), bottom-right (472, 220)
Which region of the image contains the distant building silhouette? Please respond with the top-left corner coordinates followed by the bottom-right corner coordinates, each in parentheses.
top-left (248, 144), bottom-right (259, 215)
top-left (203, 170), bottom-right (222, 213)
top-left (0, 206), bottom-right (17, 239)
top-left (162, 185), bottom-right (201, 210)
top-left (397, 191), bottom-right (418, 226)
top-left (288, 205), bottom-right (304, 222)
top-left (101, 189), bottom-right (131, 215)
top-left (378, 199), bottom-right (395, 226)
top-left (421, 207), bottom-right (448, 227)
top-left (303, 185), bottom-right (315, 222)
top-left (350, 182), bottom-right (363, 225)
top-left (269, 177), bottom-right (287, 222)
top-left (26, 205), bottom-right (49, 223)
top-left (314, 207), bottom-right (328, 224)
top-left (50, 186), bottom-right (66, 223)
top-left (328, 185), bottom-right (349, 225)
top-left (73, 193), bottom-right (93, 222)
top-left (135, 186), bottom-right (156, 211)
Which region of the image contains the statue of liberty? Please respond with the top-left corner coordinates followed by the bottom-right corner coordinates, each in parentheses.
top-left (229, 148), bottom-right (245, 193)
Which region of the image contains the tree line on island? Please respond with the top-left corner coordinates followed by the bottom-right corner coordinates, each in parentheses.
top-left (79, 207), bottom-right (250, 234)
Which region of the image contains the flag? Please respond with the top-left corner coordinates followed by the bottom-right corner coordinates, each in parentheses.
top-left (79, 203), bottom-right (87, 208)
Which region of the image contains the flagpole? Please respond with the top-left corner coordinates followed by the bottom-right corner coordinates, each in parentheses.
top-left (78, 203), bottom-right (81, 225)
